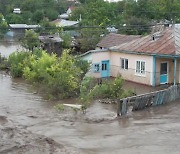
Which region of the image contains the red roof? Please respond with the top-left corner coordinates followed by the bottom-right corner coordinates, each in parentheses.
top-left (97, 33), bottom-right (141, 48)
top-left (111, 27), bottom-right (180, 55)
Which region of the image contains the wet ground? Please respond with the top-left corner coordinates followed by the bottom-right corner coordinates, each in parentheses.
top-left (1, 72), bottom-right (180, 154)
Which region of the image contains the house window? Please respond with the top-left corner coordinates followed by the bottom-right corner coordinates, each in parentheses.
top-left (136, 61), bottom-right (145, 74)
top-left (94, 63), bottom-right (100, 72)
top-left (102, 63), bottom-right (107, 71)
top-left (121, 58), bottom-right (128, 70)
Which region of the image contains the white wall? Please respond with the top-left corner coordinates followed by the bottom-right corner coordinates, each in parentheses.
top-left (110, 52), bottom-right (153, 85)
top-left (91, 51), bottom-right (153, 85)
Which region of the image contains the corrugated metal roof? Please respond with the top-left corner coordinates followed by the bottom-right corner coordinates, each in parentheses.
top-left (97, 33), bottom-right (141, 48)
top-left (39, 35), bottom-right (63, 43)
top-left (111, 26), bottom-right (180, 55)
top-left (51, 19), bottom-right (78, 27)
top-left (9, 24), bottom-right (40, 29)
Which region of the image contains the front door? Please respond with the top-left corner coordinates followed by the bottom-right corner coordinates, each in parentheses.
top-left (101, 60), bottom-right (110, 78)
top-left (160, 62), bottom-right (168, 84)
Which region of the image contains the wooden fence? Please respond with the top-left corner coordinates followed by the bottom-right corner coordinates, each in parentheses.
top-left (117, 85), bottom-right (180, 116)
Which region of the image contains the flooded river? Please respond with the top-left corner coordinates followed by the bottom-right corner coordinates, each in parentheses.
top-left (0, 41), bottom-right (180, 154)
top-left (0, 40), bottom-right (23, 57)
top-left (1, 72), bottom-right (180, 154)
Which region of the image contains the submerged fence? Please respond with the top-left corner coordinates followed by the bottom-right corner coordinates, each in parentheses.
top-left (117, 85), bottom-right (180, 116)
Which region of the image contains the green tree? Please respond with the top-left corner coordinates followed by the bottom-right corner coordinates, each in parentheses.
top-left (8, 51), bottom-right (30, 77)
top-left (21, 30), bottom-right (40, 51)
top-left (78, 28), bottom-right (104, 52)
top-left (32, 10), bottom-right (44, 23)
top-left (0, 14), bottom-right (8, 38)
top-left (44, 9), bottom-right (58, 21)
top-left (6, 13), bottom-right (24, 24)
top-left (60, 32), bottom-right (72, 49)
top-left (71, 0), bottom-right (117, 27)
top-left (21, 11), bottom-right (32, 24)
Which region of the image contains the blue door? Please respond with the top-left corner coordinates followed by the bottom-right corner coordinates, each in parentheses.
top-left (160, 62), bottom-right (168, 84)
top-left (101, 60), bottom-right (110, 78)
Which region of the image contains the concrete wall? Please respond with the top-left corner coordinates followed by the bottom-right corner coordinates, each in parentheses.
top-left (84, 50), bottom-right (180, 86)
top-left (81, 52), bottom-right (92, 62)
top-left (89, 52), bottom-right (111, 78)
top-left (110, 52), bottom-right (153, 85)
top-left (89, 51), bottom-right (153, 85)
top-left (92, 51), bottom-right (110, 63)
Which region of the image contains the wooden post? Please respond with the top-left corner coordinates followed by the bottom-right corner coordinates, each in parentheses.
top-left (174, 58), bottom-right (177, 86)
top-left (117, 99), bottom-right (121, 116)
top-left (117, 100), bottom-right (124, 116)
top-left (152, 55), bottom-right (157, 87)
top-left (121, 98), bottom-right (128, 115)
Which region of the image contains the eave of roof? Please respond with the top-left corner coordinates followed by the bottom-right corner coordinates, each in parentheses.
top-left (109, 48), bottom-right (180, 58)
top-left (80, 47), bottom-right (180, 59)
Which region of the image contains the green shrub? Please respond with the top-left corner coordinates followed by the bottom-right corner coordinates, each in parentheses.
top-left (8, 49), bottom-right (90, 99)
top-left (109, 76), bottom-right (124, 98)
top-left (79, 76), bottom-right (134, 106)
top-left (54, 104), bottom-right (65, 111)
top-left (74, 59), bottom-right (90, 79)
top-left (0, 55), bottom-right (9, 70)
top-left (8, 51), bottom-right (30, 77)
top-left (23, 51), bottom-right (58, 83)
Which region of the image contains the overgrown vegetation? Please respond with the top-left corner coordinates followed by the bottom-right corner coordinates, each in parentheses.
top-left (0, 14), bottom-right (8, 38)
top-left (7, 48), bottom-right (133, 107)
top-left (9, 51), bottom-right (30, 77)
top-left (21, 30), bottom-right (40, 52)
top-left (78, 28), bottom-right (106, 52)
top-left (8, 49), bottom-right (89, 99)
top-left (0, 54), bottom-right (9, 70)
top-left (71, 0), bottom-right (180, 35)
top-left (79, 76), bottom-right (134, 107)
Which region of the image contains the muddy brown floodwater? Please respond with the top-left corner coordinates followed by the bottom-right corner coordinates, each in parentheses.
top-left (1, 72), bottom-right (180, 154)
top-left (0, 41), bottom-right (23, 57)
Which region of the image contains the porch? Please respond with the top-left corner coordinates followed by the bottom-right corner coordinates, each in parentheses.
top-left (152, 55), bottom-right (180, 86)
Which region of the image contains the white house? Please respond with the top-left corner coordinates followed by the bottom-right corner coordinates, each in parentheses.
top-left (13, 8), bottom-right (21, 14)
top-left (81, 25), bottom-right (180, 87)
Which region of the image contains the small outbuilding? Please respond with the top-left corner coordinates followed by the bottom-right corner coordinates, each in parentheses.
top-left (39, 35), bottom-right (63, 56)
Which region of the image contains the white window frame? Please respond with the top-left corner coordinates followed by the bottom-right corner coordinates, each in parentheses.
top-left (121, 58), bottom-right (128, 70)
top-left (93, 63), bottom-right (100, 72)
top-left (135, 60), bottom-right (146, 76)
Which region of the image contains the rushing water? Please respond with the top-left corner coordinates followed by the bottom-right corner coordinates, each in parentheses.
top-left (0, 72), bottom-right (180, 154)
top-left (0, 40), bottom-right (180, 153)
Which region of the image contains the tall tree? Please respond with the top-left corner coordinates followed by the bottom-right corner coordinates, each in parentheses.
top-left (21, 30), bottom-right (40, 51)
top-left (0, 14), bottom-right (8, 38)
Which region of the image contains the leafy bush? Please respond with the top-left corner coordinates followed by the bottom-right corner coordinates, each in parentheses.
top-left (8, 49), bottom-right (89, 99)
top-left (23, 51), bottom-right (58, 83)
top-left (54, 104), bottom-right (65, 111)
top-left (8, 51), bottom-right (30, 77)
top-left (0, 54), bottom-right (9, 70)
top-left (79, 76), bottom-right (134, 106)
top-left (74, 59), bottom-right (90, 79)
